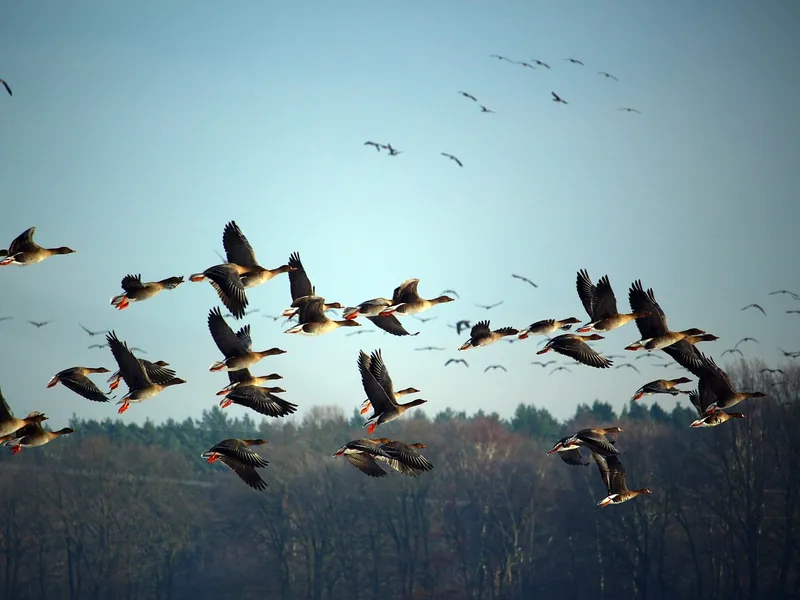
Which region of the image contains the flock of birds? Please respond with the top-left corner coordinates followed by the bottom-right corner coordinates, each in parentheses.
top-left (362, 54), bottom-right (641, 167)
top-left (2, 217), bottom-right (791, 507)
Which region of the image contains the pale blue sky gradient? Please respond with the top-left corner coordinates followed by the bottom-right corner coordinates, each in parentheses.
top-left (1, 0), bottom-right (798, 427)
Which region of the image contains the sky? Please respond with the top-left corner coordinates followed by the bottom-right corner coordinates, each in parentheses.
top-left (0, 0), bottom-right (798, 431)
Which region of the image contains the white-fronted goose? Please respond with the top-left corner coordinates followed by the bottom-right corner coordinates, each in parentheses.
top-left (280, 252), bottom-right (343, 318)
top-left (683, 351), bottom-right (767, 413)
top-left (358, 350), bottom-right (420, 415)
top-left (334, 438), bottom-right (433, 477)
top-left (518, 317), bottom-right (581, 339)
top-left (284, 295), bottom-right (361, 335)
top-left (0, 386), bottom-right (48, 437)
top-left (110, 274), bottom-right (184, 310)
top-left (47, 367), bottom-right (113, 403)
top-left (106, 331), bottom-right (186, 414)
top-left (592, 452), bottom-right (652, 507)
top-left (221, 220), bottom-right (294, 288)
top-left (2, 422), bottom-right (74, 455)
top-left (202, 438), bottom-right (269, 491)
top-left (108, 359), bottom-right (174, 391)
top-left (219, 384), bottom-right (297, 418)
top-left (333, 439), bottom-right (393, 478)
top-left (215, 368), bottom-right (283, 396)
top-left (626, 280), bottom-right (718, 353)
top-left (459, 320), bottom-right (519, 350)
top-left (0, 227), bottom-right (75, 266)
top-left (207, 307), bottom-right (286, 371)
top-left (359, 350), bottom-right (427, 434)
top-left (687, 388), bottom-right (746, 427)
top-left (378, 279), bottom-right (455, 317)
top-left (547, 427), bottom-right (622, 463)
top-left (575, 269), bottom-right (649, 333)
top-left (631, 377), bottom-right (692, 401)
top-left (537, 334), bottom-right (612, 368)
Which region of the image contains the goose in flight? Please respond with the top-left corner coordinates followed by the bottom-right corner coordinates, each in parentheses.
top-left (770, 289), bottom-right (799, 300)
top-left (592, 453), bottom-right (653, 507)
top-left (531, 360), bottom-right (556, 368)
top-left (630, 377), bottom-right (692, 402)
top-left (551, 91), bottom-right (568, 104)
top-left (27, 320), bottom-right (53, 328)
top-left (537, 334), bottom-right (612, 369)
top-left (479, 105), bottom-right (495, 114)
top-left (614, 363), bottom-right (640, 375)
top-left (79, 324), bottom-right (110, 337)
top-left (459, 321), bottom-right (519, 350)
top-left (458, 91), bottom-right (478, 102)
top-left (598, 71), bottom-right (618, 81)
top-left (618, 107), bottom-right (641, 114)
top-left (47, 367), bottom-right (113, 403)
top-left (445, 358), bottom-right (468, 367)
top-left (484, 365), bottom-right (507, 373)
top-left (531, 59), bottom-right (550, 69)
top-left (549, 366), bottom-right (572, 375)
top-left (565, 58), bottom-right (584, 66)
top-left (512, 273), bottom-right (538, 288)
top-left (202, 439), bottom-right (270, 491)
top-left (0, 227), bottom-right (75, 267)
top-left (575, 269), bottom-right (648, 333)
top-left (441, 152), bottom-right (463, 167)
top-left (734, 337), bottom-right (759, 348)
top-left (364, 141), bottom-right (382, 151)
top-left (475, 301), bottom-right (503, 310)
top-left (741, 303), bottom-right (766, 316)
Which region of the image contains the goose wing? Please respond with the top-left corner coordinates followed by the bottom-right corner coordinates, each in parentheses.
top-left (106, 331), bottom-right (151, 390)
top-left (208, 307), bottom-right (249, 358)
top-left (222, 221), bottom-right (258, 268)
top-left (205, 265), bottom-right (249, 319)
top-left (628, 280), bottom-right (669, 339)
top-left (59, 373), bottom-right (112, 403)
top-left (366, 315), bottom-right (419, 337)
top-left (344, 452), bottom-right (390, 478)
top-left (288, 252), bottom-right (313, 300)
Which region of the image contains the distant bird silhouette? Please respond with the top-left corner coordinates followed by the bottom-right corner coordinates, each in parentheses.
top-left (479, 105), bottom-right (495, 114)
top-left (635, 353), bottom-right (663, 361)
top-left (531, 360), bottom-right (556, 368)
top-left (518, 62), bottom-right (536, 70)
top-left (565, 58), bottom-right (584, 66)
top-left (130, 347), bottom-right (147, 354)
top-left (489, 54), bottom-right (513, 62)
top-left (445, 358), bottom-right (468, 368)
top-left (734, 337), bottom-right (759, 348)
top-left (551, 91), bottom-right (568, 104)
top-left (449, 320), bottom-right (471, 335)
top-left (439, 289), bottom-right (460, 299)
top-left (441, 152), bottom-right (463, 167)
top-left (0, 316), bottom-right (12, 322)
top-left (550, 366), bottom-right (572, 375)
top-left (778, 348), bottom-right (800, 358)
top-left (741, 303), bottom-right (766, 316)
top-left (475, 301), bottom-right (503, 310)
top-left (721, 348), bottom-right (744, 358)
top-left (788, 310), bottom-right (800, 315)
top-left (458, 91), bottom-right (478, 102)
top-left (346, 330), bottom-right (374, 336)
top-left (531, 59), bottom-right (550, 69)
top-left (512, 274), bottom-right (538, 288)
top-left (761, 368), bottom-right (784, 376)
top-left (502, 338), bottom-right (518, 344)
top-left (79, 324), bottom-right (109, 337)
top-left (0, 78), bottom-right (11, 96)
top-left (364, 141), bottom-right (382, 152)
top-left (262, 314), bottom-right (282, 321)
top-left (88, 344), bottom-right (108, 350)
top-left (415, 346), bottom-right (445, 352)
top-left (770, 289), bottom-right (799, 300)
top-left (614, 363), bottom-right (640, 374)
top-left (413, 315), bottom-right (438, 323)
top-left (386, 143), bottom-right (403, 156)
top-left (618, 107), bottom-right (641, 114)
top-left (485, 365), bottom-right (507, 373)
top-left (224, 309), bottom-right (260, 319)
top-left (598, 71), bottom-right (618, 81)
top-left (27, 320), bottom-right (52, 328)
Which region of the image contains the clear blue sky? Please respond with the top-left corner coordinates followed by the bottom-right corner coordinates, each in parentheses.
top-left (1, 0), bottom-right (798, 429)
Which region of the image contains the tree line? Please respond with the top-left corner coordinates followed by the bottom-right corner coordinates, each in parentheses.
top-left (0, 359), bottom-right (796, 600)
